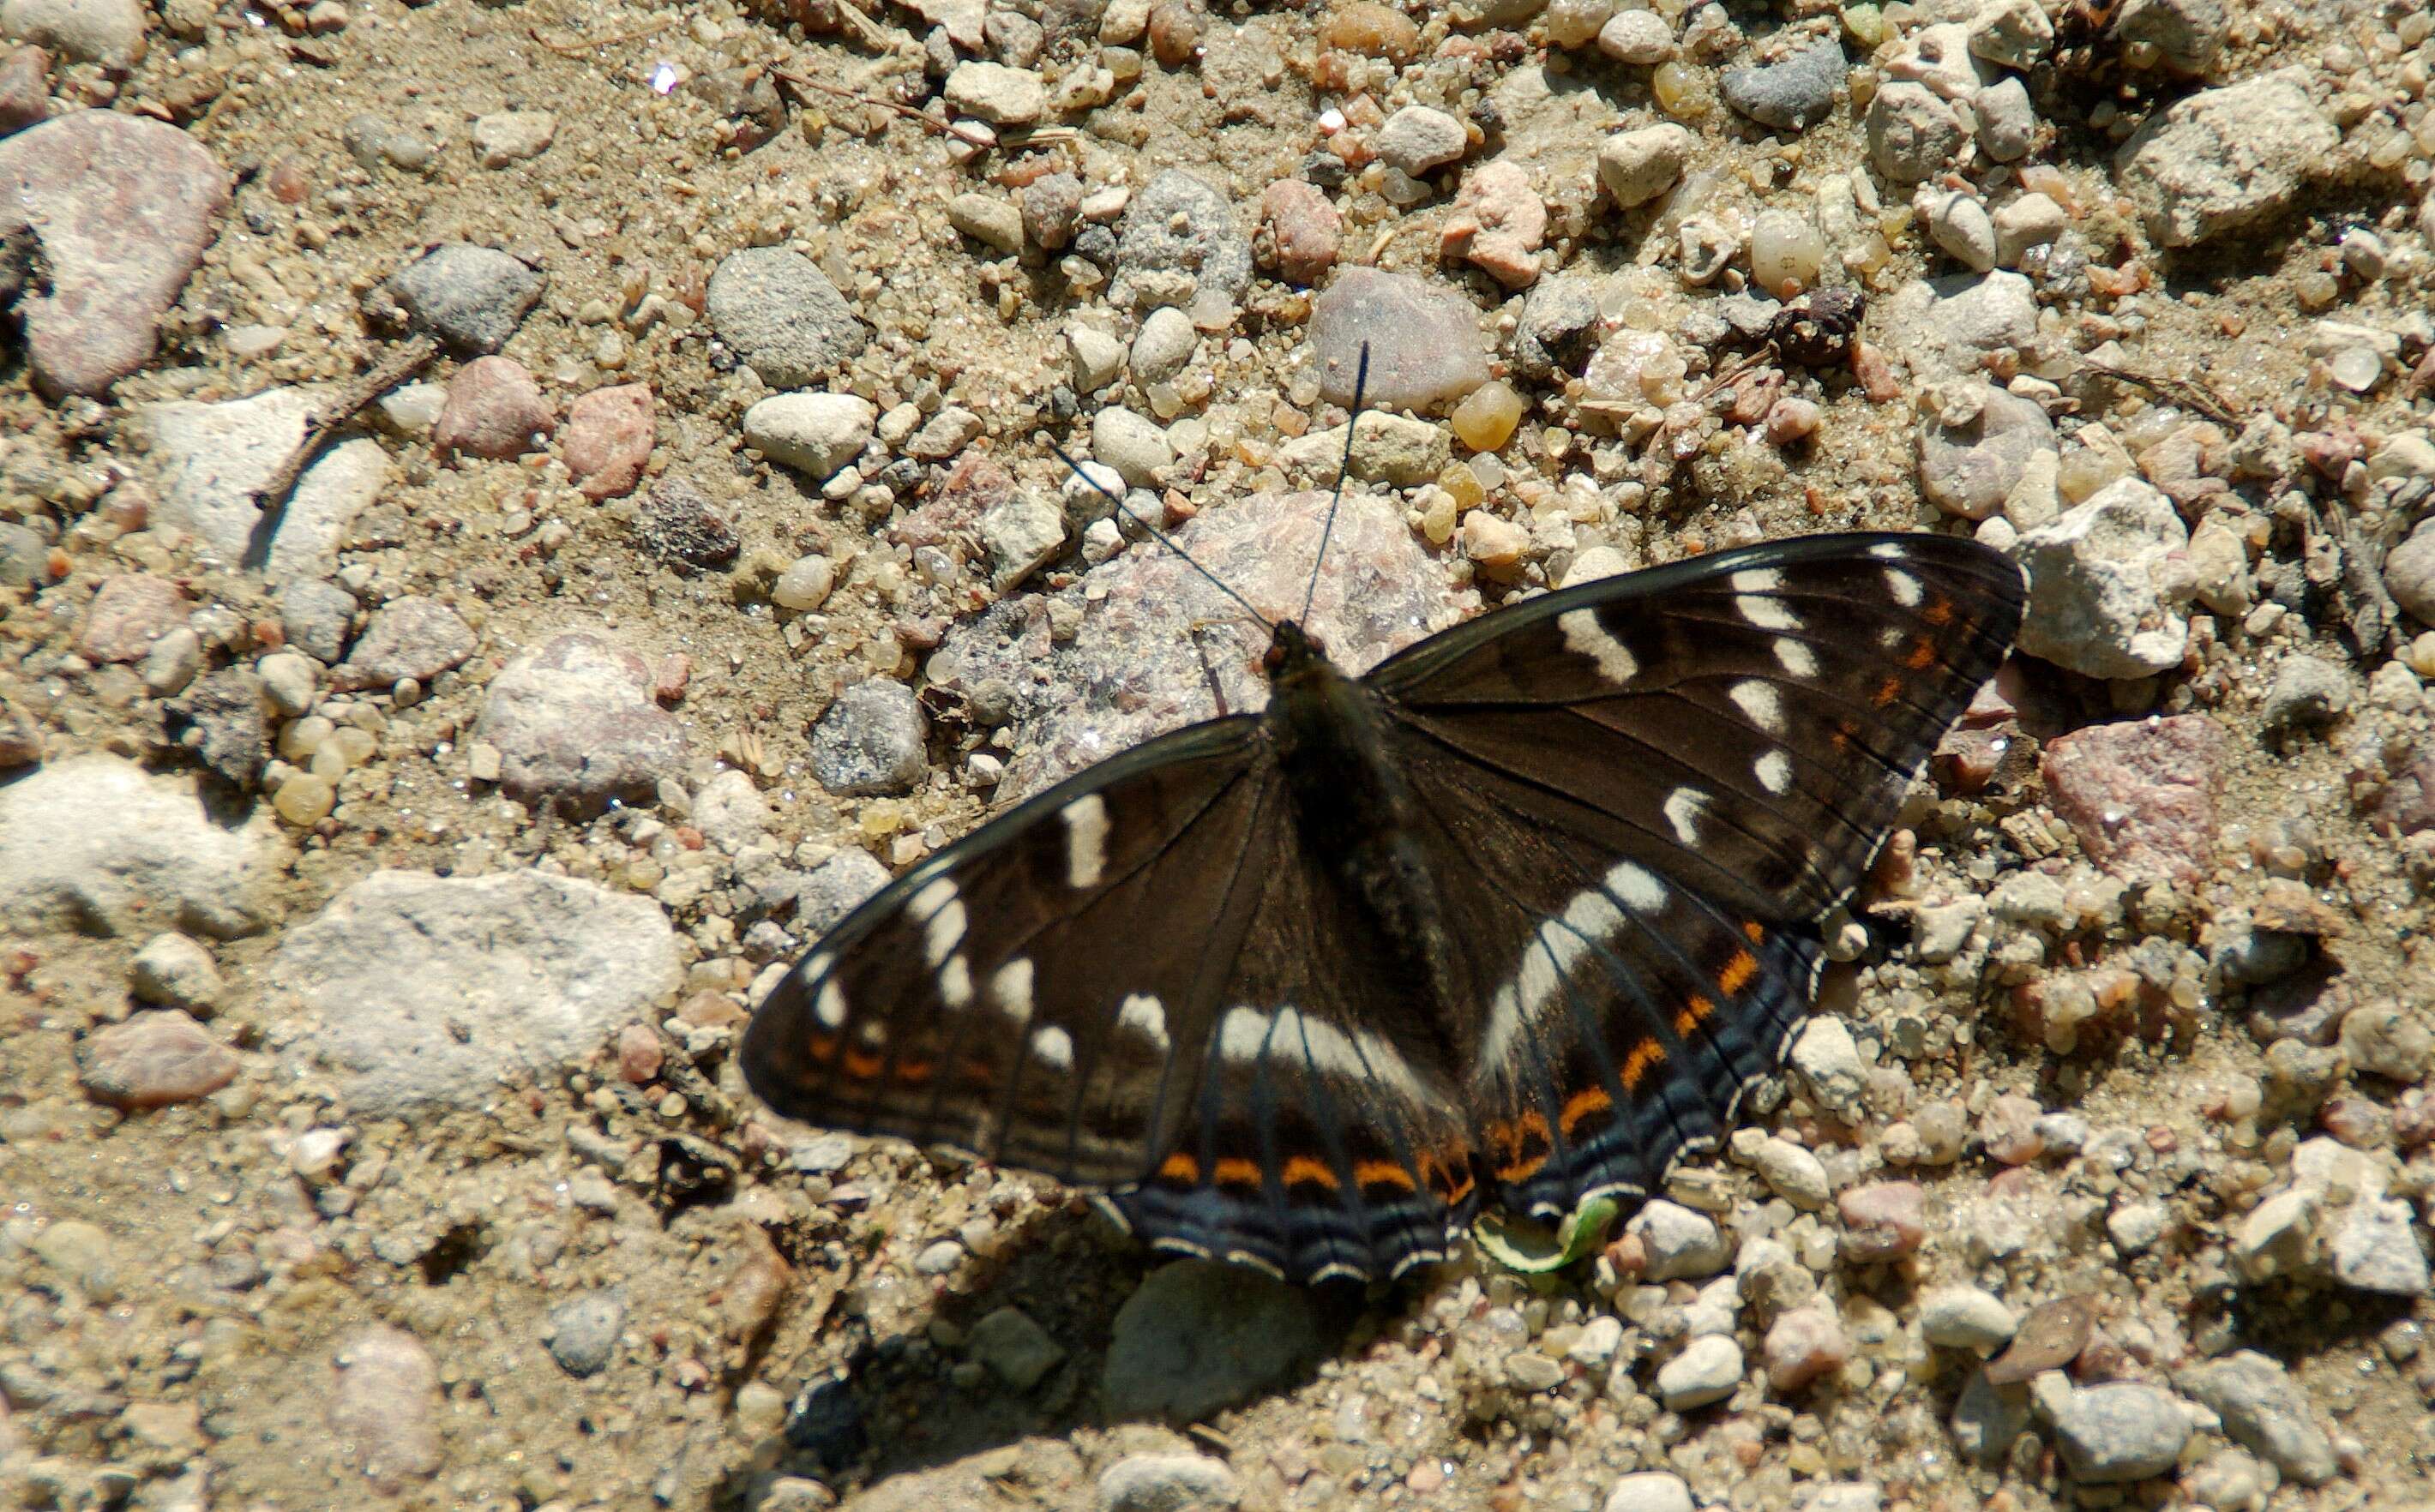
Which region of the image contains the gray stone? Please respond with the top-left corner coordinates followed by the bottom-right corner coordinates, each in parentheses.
top-left (1630, 1198), bottom-right (1729, 1281)
top-left (1867, 81), bottom-right (1965, 183)
top-left (2388, 518), bottom-right (2435, 626)
top-left (1512, 274), bottom-right (1599, 381)
top-left (980, 490), bottom-right (1068, 591)
top-left (2175, 1352), bottom-right (2337, 1485)
top-left (1721, 39), bottom-right (1845, 132)
top-left (2115, 70), bottom-right (2336, 249)
top-left (2261, 654), bottom-right (2349, 734)
top-left (2012, 476), bottom-right (2189, 680)
top-left (636, 477), bottom-right (739, 569)
top-left (274, 868), bottom-right (681, 1118)
top-left (1950, 1370), bottom-right (2032, 1466)
top-left (544, 1291), bottom-right (624, 1377)
top-left (1306, 265), bottom-right (1491, 411)
top-left (133, 385), bottom-right (388, 579)
top-left (0, 111), bottom-right (227, 397)
top-left (1920, 383), bottom-right (2056, 520)
top-left (384, 243), bottom-right (543, 356)
top-left (475, 630), bottom-right (688, 813)
top-left (1374, 105), bottom-right (1468, 175)
top-left (792, 849), bottom-right (891, 934)
top-left (967, 1305), bottom-right (1066, 1390)
top-left (1112, 170), bottom-right (1251, 312)
top-left (256, 651), bottom-right (317, 717)
top-left (811, 681), bottom-right (927, 796)
top-left (904, 405), bottom-right (983, 462)
top-left (130, 931), bottom-right (221, 1011)
top-left (332, 597), bottom-right (476, 692)
top-left (1967, 0), bottom-right (2051, 69)
top-left (947, 191), bottom-right (1025, 254)
top-left (0, 754), bottom-right (272, 938)
top-left (2047, 1383), bottom-right (2192, 1483)
top-left (1092, 405), bottom-right (1174, 487)
top-left (1102, 1259), bottom-right (1321, 1421)
top-left (165, 669), bottom-right (268, 789)
top-left (1975, 76), bottom-right (2036, 161)
top-left (0, 519), bottom-right (45, 588)
top-left (743, 392), bottom-right (876, 481)
top-left (1129, 306), bottom-right (1198, 384)
top-left (278, 579), bottom-right (357, 664)
top-left (706, 247), bottom-right (869, 388)
top-left (2326, 1198), bottom-right (2432, 1296)
top-left (691, 769), bottom-right (771, 849)
top-left (2, 0), bottom-right (144, 65)
top-left (1654, 1334), bottom-right (1742, 1410)
top-left (1097, 1454), bottom-right (1236, 1512)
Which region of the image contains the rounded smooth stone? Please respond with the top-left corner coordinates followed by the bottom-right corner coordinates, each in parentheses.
top-left (1374, 105), bottom-right (1468, 175)
top-left (1654, 1334), bottom-right (1742, 1410)
top-left (772, 555), bottom-right (835, 612)
top-left (1091, 406), bottom-right (1173, 487)
top-left (743, 393), bottom-right (876, 481)
top-left (1720, 38), bottom-right (1846, 132)
top-left (706, 248), bottom-right (869, 388)
top-left (1130, 306), bottom-right (1197, 384)
top-left (810, 681), bottom-right (927, 796)
top-left (1597, 123), bottom-right (1692, 207)
top-left (1596, 9), bottom-right (1674, 63)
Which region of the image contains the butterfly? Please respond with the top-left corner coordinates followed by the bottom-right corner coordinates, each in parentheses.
top-left (743, 526), bottom-right (2024, 1284)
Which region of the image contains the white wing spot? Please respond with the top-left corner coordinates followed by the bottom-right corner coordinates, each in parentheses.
top-left (1664, 787), bottom-right (1711, 846)
top-left (814, 979), bottom-right (847, 1030)
top-left (1884, 567), bottom-right (1923, 608)
top-left (1879, 625), bottom-right (1906, 649)
top-left (1481, 879), bottom-right (1636, 1071)
top-left (1756, 748), bottom-right (1794, 795)
top-left (940, 955), bottom-right (973, 1010)
top-left (1729, 568), bottom-right (1783, 594)
top-left (993, 959), bottom-right (1036, 1025)
top-left (1061, 793), bottom-right (1110, 891)
top-left (1736, 593), bottom-right (1801, 632)
top-left (1773, 638), bottom-right (1819, 679)
top-left (1605, 860), bottom-right (1667, 912)
top-left (908, 878), bottom-right (957, 921)
top-left (1030, 1024), bottom-right (1074, 1071)
top-left (1116, 993), bottom-right (1169, 1050)
top-left (1218, 1005), bottom-right (1427, 1101)
top-left (1729, 679), bottom-right (1784, 733)
top-left (1559, 608), bottom-right (1638, 685)
top-left (1867, 541), bottom-right (1907, 561)
top-left (1217, 1006), bottom-right (1272, 1063)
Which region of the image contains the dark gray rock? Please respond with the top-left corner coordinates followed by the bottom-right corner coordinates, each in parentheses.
top-left (810, 681), bottom-right (928, 797)
top-left (1512, 274), bottom-right (1599, 381)
top-left (544, 1291), bottom-right (625, 1378)
top-left (165, 669), bottom-right (268, 789)
top-left (705, 247), bottom-right (869, 389)
top-left (1721, 39), bottom-right (1846, 132)
top-left (278, 579), bottom-right (357, 664)
top-left (1113, 170), bottom-right (1252, 311)
top-left (383, 243), bottom-right (544, 356)
top-left (636, 477), bottom-right (739, 570)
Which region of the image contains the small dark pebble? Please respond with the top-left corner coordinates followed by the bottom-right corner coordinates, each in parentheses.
top-left (785, 1372), bottom-right (867, 1468)
top-left (1769, 286), bottom-right (1867, 367)
top-left (165, 669), bottom-right (269, 789)
top-left (382, 243), bottom-right (544, 356)
top-left (637, 477), bottom-right (739, 570)
top-left (278, 579), bottom-right (358, 664)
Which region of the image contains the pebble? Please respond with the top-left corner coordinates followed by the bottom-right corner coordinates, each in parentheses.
top-left (1734, 1131), bottom-right (1831, 1209)
top-left (1604, 1472), bottom-right (1693, 1512)
top-left (1923, 188), bottom-right (1997, 272)
top-left (1789, 1016), bottom-right (1867, 1119)
top-left (744, 392), bottom-right (877, 481)
top-left (1375, 105), bottom-right (1468, 175)
top-left (615, 1021), bottom-right (665, 1081)
top-left (129, 931), bottom-right (221, 1012)
top-left (771, 553), bottom-right (836, 611)
top-left (2107, 1199), bottom-right (2168, 1255)
top-left (1596, 9), bottom-right (1674, 64)
top-left (792, 849), bottom-right (890, 934)
top-left (1112, 169), bottom-right (1251, 311)
top-left (2260, 654), bottom-right (2349, 734)
top-left (271, 584), bottom-right (351, 667)
top-left (384, 243), bottom-right (544, 355)
top-left (1306, 265), bottom-right (1490, 410)
top-left (545, 1291), bottom-right (625, 1377)
top-left (2340, 1005), bottom-right (2432, 1083)
top-left (1569, 1314), bottom-right (1625, 1369)
top-left (76, 1009), bottom-right (237, 1108)
top-left (2111, 0), bottom-right (2226, 75)
top-left (2116, 70), bottom-right (2335, 247)
top-left (1439, 159), bottom-right (1545, 289)
top-left (2012, 476), bottom-right (2189, 680)
top-left (1097, 1455), bottom-right (1236, 1512)
top-left (1987, 1295), bottom-right (2095, 1384)
top-left (1627, 1198), bottom-right (1729, 1281)
top-left (76, 573), bottom-right (187, 664)
top-left (904, 405), bottom-right (983, 462)
top-left (135, 385), bottom-right (387, 578)
top-left (1921, 1287), bottom-right (2017, 1351)
top-left (1130, 305), bottom-right (1197, 382)
top-left (1992, 191), bottom-right (2065, 266)
top-left (1866, 81), bottom-right (1964, 183)
top-left (2175, 1352), bottom-right (2336, 1485)
top-left (1836, 1181), bottom-right (1927, 1260)
top-left (330, 1327), bottom-right (442, 1490)
top-left (476, 630), bottom-right (688, 813)
top-left (1596, 123), bottom-right (1691, 208)
top-left (1287, 411), bottom-right (1449, 488)
top-left (947, 191), bottom-right (1025, 254)
top-left (1655, 1334), bottom-right (1742, 1410)
top-left (1101, 1259), bottom-right (1319, 1421)
top-left (2046, 1383), bottom-right (2192, 1484)
top-left (255, 651), bottom-right (318, 717)
top-left (1720, 38), bottom-right (1844, 132)
top-left (0, 109), bottom-right (223, 398)
top-left (275, 868), bottom-right (679, 1116)
top-left (1067, 323), bottom-right (1127, 392)
top-left (1968, 0), bottom-right (2051, 68)
top-left (471, 109), bottom-right (554, 167)
top-left (331, 596), bottom-right (475, 691)
top-left (981, 491), bottom-right (1068, 591)
top-left (30, 1217), bottom-right (117, 1299)
top-left (1951, 1369), bottom-right (2032, 1465)
top-left (1512, 274), bottom-right (1599, 381)
top-left (1974, 75), bottom-right (2035, 161)
top-left (2040, 713), bottom-right (2222, 885)
top-left (0, 754), bottom-right (271, 938)
top-left (2, 0), bottom-right (143, 64)
top-left (167, 668), bottom-right (268, 789)
top-left (1021, 171), bottom-right (1082, 249)
top-left (2387, 520), bottom-right (2435, 626)
top-left (966, 1305), bottom-right (1066, 1390)
top-left (1762, 1303), bottom-right (1850, 1390)
top-left (2328, 1197), bottom-right (2432, 1296)
top-left (435, 355), bottom-right (555, 459)
top-left (943, 59), bottom-right (1044, 124)
top-left (562, 383), bottom-right (655, 499)
top-left (811, 681), bottom-right (928, 796)
top-left (1920, 383), bottom-right (2054, 520)
top-left (706, 247), bottom-right (869, 387)
top-left (1091, 405), bottom-right (1174, 486)
top-left (1260, 178), bottom-right (1339, 285)
top-left (638, 477), bottom-right (739, 570)
top-left (0, 44), bottom-right (46, 136)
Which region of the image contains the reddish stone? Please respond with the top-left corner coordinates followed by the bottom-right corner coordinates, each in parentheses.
top-left (1439, 160), bottom-right (1545, 290)
top-left (2041, 715), bottom-right (2225, 885)
top-left (78, 1010), bottom-right (237, 1108)
top-left (1979, 1093), bottom-right (2045, 1165)
top-left (562, 382), bottom-right (655, 499)
top-left (1762, 1303), bottom-right (1852, 1391)
top-left (329, 597), bottom-right (476, 692)
top-left (889, 450), bottom-right (1016, 549)
top-left (330, 1327), bottom-right (442, 1490)
top-left (0, 112), bottom-right (229, 397)
top-left (2368, 748), bottom-right (2435, 837)
top-left (75, 573), bottom-right (189, 663)
top-left (1837, 1180), bottom-right (1926, 1260)
top-left (434, 356), bottom-right (555, 460)
top-left (0, 45), bottom-right (51, 137)
top-left (1262, 179), bottom-right (1340, 285)
top-left (615, 1022), bottom-right (664, 1083)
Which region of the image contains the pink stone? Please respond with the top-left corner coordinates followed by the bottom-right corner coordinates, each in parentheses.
top-left (331, 1326), bottom-right (442, 1490)
top-left (0, 45), bottom-right (51, 136)
top-left (1261, 178), bottom-right (1340, 285)
top-left (562, 382), bottom-right (655, 500)
top-left (2041, 715), bottom-right (2225, 885)
top-left (1979, 1093), bottom-right (2045, 1166)
top-left (2369, 748), bottom-right (2435, 837)
top-left (616, 1022), bottom-right (664, 1083)
top-left (75, 573), bottom-right (188, 663)
top-left (0, 111), bottom-right (228, 397)
top-left (434, 355), bottom-right (555, 460)
top-left (1438, 160), bottom-right (1546, 291)
top-left (1762, 1303), bottom-right (1852, 1391)
top-left (1837, 1180), bottom-right (1927, 1260)
top-left (77, 1010), bottom-right (237, 1108)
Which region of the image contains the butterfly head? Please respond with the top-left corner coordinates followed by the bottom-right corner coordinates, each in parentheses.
top-left (1264, 621), bottom-right (1329, 681)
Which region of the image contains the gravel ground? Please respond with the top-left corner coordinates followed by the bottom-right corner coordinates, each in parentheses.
top-left (3, 0), bottom-right (2435, 1509)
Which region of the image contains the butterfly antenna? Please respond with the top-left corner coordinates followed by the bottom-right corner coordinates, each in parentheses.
top-left (1046, 443), bottom-right (1274, 632)
top-left (1299, 341), bottom-right (1370, 626)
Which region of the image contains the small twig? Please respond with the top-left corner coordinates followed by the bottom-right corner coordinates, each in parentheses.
top-left (2075, 357), bottom-right (2240, 428)
top-left (243, 333), bottom-right (440, 570)
top-left (773, 69), bottom-right (996, 147)
top-left (528, 20), bottom-right (672, 56)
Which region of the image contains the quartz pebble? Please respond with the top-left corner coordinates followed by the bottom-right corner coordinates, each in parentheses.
top-left (1597, 123), bottom-right (1691, 207)
top-left (744, 393), bottom-right (877, 481)
top-left (1374, 105), bottom-right (1467, 175)
top-left (1921, 1287), bottom-right (2017, 1351)
top-left (78, 1010), bottom-right (237, 1107)
top-left (1655, 1334), bottom-right (1742, 1409)
top-left (476, 631), bottom-right (688, 813)
top-left (1604, 1473), bottom-right (1693, 1512)
top-left (1306, 266), bottom-right (1490, 411)
top-left (1596, 10), bottom-right (1674, 64)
